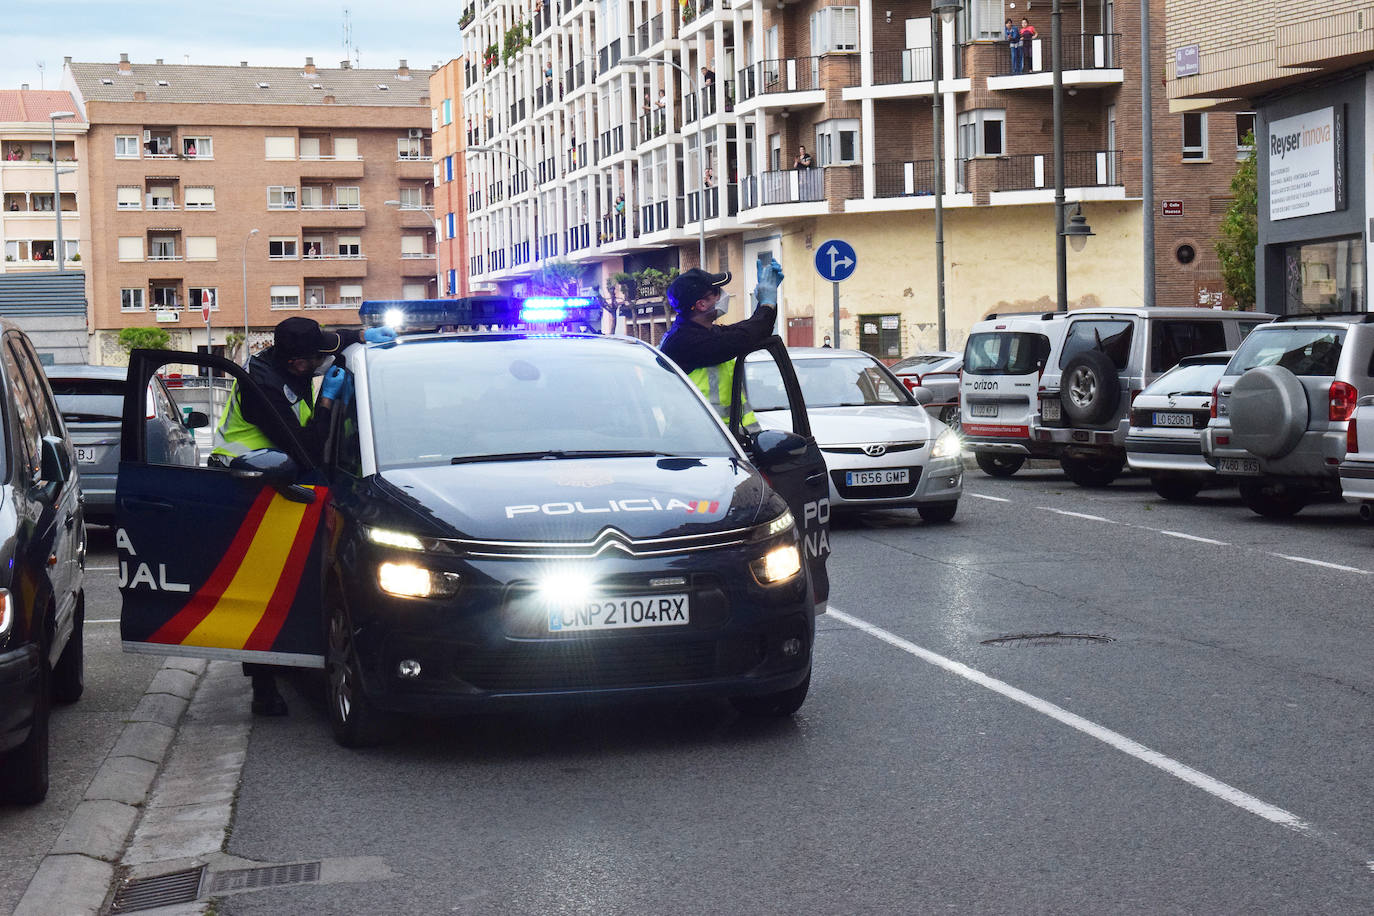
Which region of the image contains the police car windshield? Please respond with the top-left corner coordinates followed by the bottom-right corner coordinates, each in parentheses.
top-left (366, 337), bottom-right (736, 469)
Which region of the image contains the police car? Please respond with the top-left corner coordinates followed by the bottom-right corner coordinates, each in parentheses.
top-left (116, 298), bottom-right (830, 746)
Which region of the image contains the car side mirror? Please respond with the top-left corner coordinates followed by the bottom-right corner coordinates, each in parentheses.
top-left (227, 449), bottom-right (315, 504)
top-left (749, 428), bottom-right (812, 473)
top-left (909, 386), bottom-right (935, 406)
top-left (40, 435), bottom-right (71, 487)
top-left (183, 410), bottom-right (210, 429)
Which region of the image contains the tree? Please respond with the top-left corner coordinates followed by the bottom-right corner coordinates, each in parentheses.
top-left (529, 260), bottom-right (584, 296)
top-left (1215, 130), bottom-right (1257, 311)
top-left (118, 327), bottom-right (171, 353)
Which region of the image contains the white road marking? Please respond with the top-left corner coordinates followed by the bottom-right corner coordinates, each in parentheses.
top-left (1271, 554), bottom-right (1372, 575)
top-left (828, 606), bottom-right (1317, 835)
top-left (89, 618), bottom-right (120, 624)
top-left (1039, 507), bottom-right (1114, 523)
top-left (1160, 530), bottom-right (1229, 546)
top-left (968, 493), bottom-right (1011, 503)
top-left (86, 566), bottom-right (117, 571)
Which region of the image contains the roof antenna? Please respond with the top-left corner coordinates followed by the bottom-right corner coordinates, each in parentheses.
top-left (342, 8), bottom-right (361, 68)
top-left (36, 60), bottom-right (44, 89)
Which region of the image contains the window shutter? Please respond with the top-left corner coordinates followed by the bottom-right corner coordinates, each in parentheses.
top-left (264, 136), bottom-right (296, 159)
top-left (117, 187), bottom-right (141, 207)
top-left (401, 236), bottom-right (424, 254)
top-left (402, 283), bottom-right (427, 299)
top-left (334, 138), bottom-right (359, 159)
top-left (270, 285), bottom-right (300, 297)
top-left (299, 137), bottom-right (321, 158)
top-left (185, 237), bottom-right (217, 260)
top-left (118, 237), bottom-right (143, 260)
top-left (340, 284), bottom-right (363, 299)
top-left (184, 187), bottom-right (214, 207)
top-left (842, 8), bottom-right (859, 50)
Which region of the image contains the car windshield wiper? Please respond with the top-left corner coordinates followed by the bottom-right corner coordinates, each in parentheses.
top-left (1163, 390), bottom-right (1213, 398)
top-left (450, 449), bottom-right (673, 464)
top-left (61, 412), bottom-right (123, 422)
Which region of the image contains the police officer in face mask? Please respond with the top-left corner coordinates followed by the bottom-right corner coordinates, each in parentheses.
top-left (659, 259), bottom-right (784, 430)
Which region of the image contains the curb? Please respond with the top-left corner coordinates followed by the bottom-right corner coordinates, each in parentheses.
top-left (13, 657), bottom-right (208, 916)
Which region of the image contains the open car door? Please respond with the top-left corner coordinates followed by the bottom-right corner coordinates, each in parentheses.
top-left (118, 349), bottom-right (329, 667)
top-left (731, 336), bottom-right (830, 612)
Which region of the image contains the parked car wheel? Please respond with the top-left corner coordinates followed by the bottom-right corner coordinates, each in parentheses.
top-left (2, 655), bottom-right (51, 805)
top-left (1060, 454), bottom-right (1124, 488)
top-left (326, 602), bottom-right (389, 749)
top-left (52, 592), bottom-right (85, 704)
top-left (1150, 474), bottom-right (1204, 502)
top-left (1238, 478), bottom-right (1308, 518)
top-left (938, 405), bottom-right (961, 434)
top-left (918, 501), bottom-right (958, 523)
top-left (1060, 350), bottom-right (1121, 427)
top-left (731, 670), bottom-right (810, 717)
top-left (975, 452), bottom-right (1024, 478)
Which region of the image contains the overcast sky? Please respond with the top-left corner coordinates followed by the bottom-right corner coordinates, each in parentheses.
top-left (1, 0), bottom-right (464, 96)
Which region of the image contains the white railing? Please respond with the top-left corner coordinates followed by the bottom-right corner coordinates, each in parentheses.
top-left (400, 252), bottom-right (437, 259)
top-left (303, 253), bottom-right (367, 260)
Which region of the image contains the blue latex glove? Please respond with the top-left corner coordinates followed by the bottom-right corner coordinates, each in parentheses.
top-left (363, 326), bottom-right (398, 344)
top-left (320, 366), bottom-right (352, 404)
top-left (756, 257), bottom-right (784, 306)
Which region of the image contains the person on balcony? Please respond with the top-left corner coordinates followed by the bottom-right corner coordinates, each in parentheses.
top-left (1018, 18), bottom-right (1038, 73)
top-left (793, 145), bottom-right (814, 169)
top-left (1005, 18), bottom-right (1021, 75)
top-left (701, 65), bottom-right (715, 87)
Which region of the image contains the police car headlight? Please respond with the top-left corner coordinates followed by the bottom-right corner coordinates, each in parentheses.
top-left (378, 562), bottom-right (461, 599)
top-left (751, 544), bottom-right (801, 585)
top-left (931, 428), bottom-right (963, 460)
top-left (0, 589), bottom-right (12, 638)
top-left (367, 527), bottom-right (425, 551)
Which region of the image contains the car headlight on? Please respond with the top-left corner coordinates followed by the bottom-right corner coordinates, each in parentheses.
top-left (751, 544), bottom-right (802, 585)
top-left (0, 589), bottom-right (11, 638)
top-left (366, 527), bottom-right (425, 551)
top-left (378, 562), bottom-right (461, 599)
top-left (931, 428), bottom-right (963, 460)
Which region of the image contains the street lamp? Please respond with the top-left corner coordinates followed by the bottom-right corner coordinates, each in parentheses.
top-left (241, 228), bottom-right (259, 362)
top-left (1064, 204), bottom-right (1095, 253)
top-left (930, 0), bottom-right (961, 351)
top-left (48, 111), bottom-right (75, 271)
top-left (1051, 0), bottom-right (1093, 310)
top-left (469, 144), bottom-right (541, 269)
top-left (622, 55), bottom-right (708, 268)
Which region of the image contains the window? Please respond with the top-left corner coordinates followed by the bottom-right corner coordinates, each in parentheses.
top-left (338, 235), bottom-right (361, 257)
top-left (334, 138), bottom-right (359, 160)
top-left (299, 137), bottom-right (321, 159)
top-left (267, 186), bottom-right (297, 209)
top-left (182, 136), bottom-right (212, 158)
top-left (444, 155), bottom-right (454, 182)
top-left (264, 136), bottom-right (296, 159)
top-left (300, 186), bottom-right (324, 209)
top-left (402, 283), bottom-right (427, 299)
top-left (810, 7), bottom-right (859, 53)
top-left (447, 269), bottom-right (457, 295)
top-left (442, 98), bottom-right (453, 125)
top-left (769, 133), bottom-right (781, 171)
top-left (269, 237), bottom-right (298, 259)
top-left (339, 284), bottom-right (363, 306)
top-left (184, 186), bottom-right (215, 209)
top-left (858, 315), bottom-right (903, 359)
top-left (398, 137), bottom-right (424, 159)
top-left (303, 235), bottom-right (324, 257)
top-left (148, 236), bottom-right (178, 260)
top-left (65, 240), bottom-right (78, 261)
top-left (1283, 236), bottom-right (1365, 314)
top-left (960, 0), bottom-right (1008, 42)
top-left (1149, 321), bottom-right (1228, 373)
top-left (3, 241), bottom-right (25, 261)
top-left (400, 186), bottom-right (424, 208)
top-left (446, 213), bottom-right (456, 238)
top-left (815, 119), bottom-right (861, 165)
top-left (147, 185), bottom-right (175, 209)
top-left (188, 287), bottom-right (218, 311)
top-left (117, 237), bottom-right (144, 261)
top-left (120, 288), bottom-right (145, 312)
top-left (401, 236), bottom-right (425, 257)
top-left (117, 187), bottom-right (142, 209)
top-left (1183, 112), bottom-right (1207, 161)
top-left (3, 344), bottom-right (40, 481)
top-left (151, 286), bottom-right (179, 308)
top-left (1060, 320), bottom-right (1134, 371)
top-left (269, 285), bottom-right (301, 309)
top-left (185, 237), bottom-right (217, 260)
top-left (1235, 112), bottom-right (1256, 156)
top-left (115, 135), bottom-right (140, 158)
top-left (958, 109), bottom-right (1006, 158)
top-left (336, 186), bottom-right (361, 209)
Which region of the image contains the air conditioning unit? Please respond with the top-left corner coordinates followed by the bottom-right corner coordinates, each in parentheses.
top-left (408, 128), bottom-right (425, 139)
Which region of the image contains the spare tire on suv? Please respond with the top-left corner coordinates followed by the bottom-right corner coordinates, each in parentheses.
top-left (1060, 349), bottom-right (1121, 427)
top-left (1229, 366), bottom-right (1309, 459)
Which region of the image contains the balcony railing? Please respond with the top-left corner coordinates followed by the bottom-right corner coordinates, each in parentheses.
top-left (564, 61), bottom-right (588, 94)
top-left (638, 199), bottom-right (679, 234)
top-left (599, 213), bottom-right (628, 243)
top-left (566, 223), bottom-right (591, 251)
top-left (567, 143), bottom-right (588, 172)
top-left (597, 126), bottom-right (626, 159)
top-left (760, 168), bottom-right (825, 205)
top-left (635, 14), bottom-right (664, 50)
top-left (873, 47), bottom-right (934, 85)
top-left (683, 186), bottom-right (722, 222)
top-left (993, 150), bottom-right (1123, 191)
top-left (509, 99), bottom-right (527, 124)
top-left (873, 160), bottom-right (936, 197)
top-left (598, 39), bottom-right (624, 74)
top-left (737, 57), bottom-right (822, 101)
top-left (512, 240), bottom-right (532, 266)
top-left (992, 33), bottom-right (1121, 77)
top-left (639, 109), bottom-right (667, 141)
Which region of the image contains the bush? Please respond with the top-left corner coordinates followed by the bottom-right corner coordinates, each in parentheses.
top-left (1215, 131), bottom-right (1257, 311)
top-left (118, 327), bottom-right (171, 353)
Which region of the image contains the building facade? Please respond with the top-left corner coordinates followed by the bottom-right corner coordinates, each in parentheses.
top-left (1167, 2), bottom-right (1369, 315)
top-left (64, 55), bottom-right (437, 363)
top-left (432, 58), bottom-right (472, 298)
top-left (456, 0), bottom-right (1249, 356)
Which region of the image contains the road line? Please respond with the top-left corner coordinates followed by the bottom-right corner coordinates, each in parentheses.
top-left (1039, 507), bottom-right (1114, 523)
top-left (1160, 530), bottom-right (1229, 546)
top-left (86, 566), bottom-right (117, 571)
top-left (968, 493), bottom-right (1011, 503)
top-left (89, 618), bottom-right (120, 624)
top-left (828, 606), bottom-right (1319, 836)
top-left (1271, 554), bottom-right (1371, 575)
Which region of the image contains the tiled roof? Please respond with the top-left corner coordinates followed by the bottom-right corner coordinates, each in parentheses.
top-left (0, 90), bottom-right (86, 124)
top-left (68, 60), bottom-right (431, 107)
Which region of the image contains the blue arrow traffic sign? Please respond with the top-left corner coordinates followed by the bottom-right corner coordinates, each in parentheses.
top-left (815, 239), bottom-right (857, 283)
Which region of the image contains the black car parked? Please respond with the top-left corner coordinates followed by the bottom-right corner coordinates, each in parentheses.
top-left (0, 325), bottom-right (86, 804)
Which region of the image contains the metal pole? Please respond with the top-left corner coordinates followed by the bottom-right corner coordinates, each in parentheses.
top-left (833, 282), bottom-right (841, 349)
top-left (1053, 0), bottom-right (1067, 312)
top-left (692, 68), bottom-right (706, 269)
top-left (241, 228), bottom-right (257, 363)
top-left (50, 118), bottom-right (65, 272)
top-left (1140, 0), bottom-right (1156, 307)
top-left (932, 15), bottom-right (948, 350)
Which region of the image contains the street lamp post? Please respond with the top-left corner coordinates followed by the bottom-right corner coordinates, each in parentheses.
top-left (469, 144), bottom-right (541, 272)
top-left (241, 228), bottom-right (259, 362)
top-left (623, 55), bottom-right (707, 268)
top-left (930, 0), bottom-right (962, 352)
top-left (48, 111), bottom-right (75, 271)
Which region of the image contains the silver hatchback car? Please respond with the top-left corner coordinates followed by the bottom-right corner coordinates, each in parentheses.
top-left (1124, 351), bottom-right (1232, 501)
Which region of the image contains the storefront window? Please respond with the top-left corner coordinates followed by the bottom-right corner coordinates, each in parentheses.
top-left (1284, 236), bottom-right (1365, 315)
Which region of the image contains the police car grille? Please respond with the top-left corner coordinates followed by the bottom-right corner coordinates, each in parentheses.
top-left (831, 467), bottom-right (921, 499)
top-left (451, 527), bottom-right (750, 559)
top-left (454, 639), bottom-right (757, 690)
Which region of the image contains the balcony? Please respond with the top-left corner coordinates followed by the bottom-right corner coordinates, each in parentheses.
top-left (530, 1), bottom-right (551, 36)
top-left (509, 99), bottom-right (528, 125)
top-left (638, 199), bottom-right (681, 235)
top-left (987, 34), bottom-right (1123, 88)
top-left (296, 206), bottom-right (367, 228)
top-left (567, 143), bottom-right (588, 174)
top-left (873, 160), bottom-right (936, 198)
top-left (735, 57), bottom-right (825, 110)
top-left (635, 14), bottom-right (665, 52)
top-left (639, 109), bottom-right (668, 143)
top-left (873, 48), bottom-right (934, 87)
top-left (298, 156), bottom-right (366, 179)
top-left (972, 150), bottom-right (1123, 201)
top-left (564, 61), bottom-right (590, 97)
top-left (743, 168), bottom-right (826, 208)
top-left (566, 223), bottom-right (591, 252)
top-left (683, 185), bottom-right (727, 222)
top-left (300, 253), bottom-right (370, 277)
top-left (598, 213), bottom-right (629, 244)
top-left (598, 39), bottom-right (624, 75)
top-left (597, 126), bottom-right (627, 160)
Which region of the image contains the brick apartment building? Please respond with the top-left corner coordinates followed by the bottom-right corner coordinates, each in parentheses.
top-left (1168, 2), bottom-right (1369, 315)
top-left (455, 0), bottom-right (1251, 356)
top-left (63, 55), bottom-right (437, 363)
top-left (431, 58), bottom-right (471, 298)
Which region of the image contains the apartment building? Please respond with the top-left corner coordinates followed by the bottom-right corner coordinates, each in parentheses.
top-left (457, 0), bottom-right (1249, 355)
top-left (1168, 2), bottom-right (1368, 315)
top-left (63, 55), bottom-right (437, 363)
top-left (433, 58), bottom-right (473, 298)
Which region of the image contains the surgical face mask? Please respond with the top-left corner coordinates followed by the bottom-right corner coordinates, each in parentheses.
top-left (712, 291), bottom-right (731, 320)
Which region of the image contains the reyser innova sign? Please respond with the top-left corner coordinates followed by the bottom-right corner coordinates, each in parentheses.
top-left (1268, 106), bottom-right (1345, 220)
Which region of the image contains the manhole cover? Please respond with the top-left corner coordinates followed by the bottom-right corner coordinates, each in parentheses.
top-left (981, 632), bottom-right (1114, 647)
top-left (209, 861), bottom-right (322, 894)
top-left (110, 866), bottom-right (205, 913)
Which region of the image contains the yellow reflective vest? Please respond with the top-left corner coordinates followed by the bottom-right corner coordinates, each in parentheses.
top-left (211, 379), bottom-right (313, 460)
top-left (687, 359), bottom-right (759, 432)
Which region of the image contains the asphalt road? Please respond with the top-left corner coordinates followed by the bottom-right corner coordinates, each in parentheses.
top-left (213, 465), bottom-right (1374, 914)
top-left (0, 526), bottom-right (161, 916)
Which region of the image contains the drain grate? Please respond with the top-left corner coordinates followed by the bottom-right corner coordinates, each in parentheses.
top-left (209, 861), bottom-right (322, 894)
top-left (981, 632), bottom-right (1114, 647)
top-left (109, 866), bottom-right (205, 913)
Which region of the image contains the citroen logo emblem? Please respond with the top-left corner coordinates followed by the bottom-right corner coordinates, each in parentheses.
top-left (864, 444), bottom-right (887, 457)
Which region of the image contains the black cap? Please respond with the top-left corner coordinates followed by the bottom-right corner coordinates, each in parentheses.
top-left (274, 317), bottom-right (343, 359)
top-left (666, 268), bottom-right (731, 312)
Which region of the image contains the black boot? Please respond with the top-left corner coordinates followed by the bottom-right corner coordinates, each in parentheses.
top-left (250, 673), bottom-right (288, 717)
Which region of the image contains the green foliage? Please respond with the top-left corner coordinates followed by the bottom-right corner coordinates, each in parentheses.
top-left (118, 327), bottom-right (171, 353)
top-left (1215, 130), bottom-right (1257, 311)
top-left (529, 260), bottom-right (584, 295)
top-left (609, 271), bottom-right (638, 306)
top-left (502, 21), bottom-right (531, 63)
top-left (483, 43), bottom-right (500, 71)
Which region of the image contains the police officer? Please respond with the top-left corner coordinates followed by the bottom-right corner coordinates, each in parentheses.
top-left (216, 316), bottom-right (395, 715)
top-left (659, 258), bottom-right (784, 430)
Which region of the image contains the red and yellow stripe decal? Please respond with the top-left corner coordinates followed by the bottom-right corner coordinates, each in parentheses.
top-left (149, 487), bottom-right (329, 651)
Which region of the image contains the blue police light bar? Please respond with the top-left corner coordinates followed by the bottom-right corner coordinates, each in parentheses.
top-left (359, 296), bottom-right (602, 332)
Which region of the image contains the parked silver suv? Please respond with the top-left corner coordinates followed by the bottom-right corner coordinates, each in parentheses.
top-left (1203, 313), bottom-right (1374, 517)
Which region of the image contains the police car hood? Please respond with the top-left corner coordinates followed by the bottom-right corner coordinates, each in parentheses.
top-left (756, 405), bottom-right (936, 445)
top-left (378, 456), bottom-right (771, 540)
